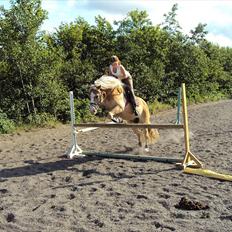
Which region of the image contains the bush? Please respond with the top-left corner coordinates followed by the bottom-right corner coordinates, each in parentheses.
top-left (148, 100), bottom-right (172, 115)
top-left (25, 112), bottom-right (57, 127)
top-left (0, 110), bottom-right (15, 134)
top-left (74, 98), bottom-right (98, 122)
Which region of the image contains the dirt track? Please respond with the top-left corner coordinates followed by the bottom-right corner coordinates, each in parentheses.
top-left (0, 100), bottom-right (232, 232)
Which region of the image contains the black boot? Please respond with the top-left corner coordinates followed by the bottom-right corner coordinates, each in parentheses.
top-left (124, 85), bottom-right (139, 117)
top-left (133, 107), bottom-right (139, 116)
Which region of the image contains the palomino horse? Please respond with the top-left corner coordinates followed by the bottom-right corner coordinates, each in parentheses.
top-left (89, 75), bottom-right (159, 151)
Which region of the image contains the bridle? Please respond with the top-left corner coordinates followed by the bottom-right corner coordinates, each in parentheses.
top-left (90, 87), bottom-right (106, 113)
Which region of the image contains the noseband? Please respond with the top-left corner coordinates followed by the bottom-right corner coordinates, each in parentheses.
top-left (90, 102), bottom-right (98, 107)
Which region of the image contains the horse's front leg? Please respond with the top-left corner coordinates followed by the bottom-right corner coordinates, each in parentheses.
top-left (108, 105), bottom-right (124, 123)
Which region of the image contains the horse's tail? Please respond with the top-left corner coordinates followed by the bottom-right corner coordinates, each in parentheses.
top-left (140, 100), bottom-right (160, 144)
top-left (138, 97), bottom-right (159, 144)
top-left (148, 128), bottom-right (159, 144)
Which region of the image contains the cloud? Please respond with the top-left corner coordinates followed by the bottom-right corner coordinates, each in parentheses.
top-left (207, 33), bottom-right (232, 47)
top-left (41, 0), bottom-right (59, 12)
top-left (208, 24), bottom-right (232, 40)
top-left (85, 0), bottom-right (150, 14)
top-left (174, 1), bottom-right (232, 35)
top-left (39, 0), bottom-right (232, 47)
top-left (67, 0), bottom-right (77, 8)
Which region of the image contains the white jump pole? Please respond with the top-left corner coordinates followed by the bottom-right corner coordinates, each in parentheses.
top-left (77, 127), bottom-right (98, 133)
top-left (77, 121), bottom-right (115, 133)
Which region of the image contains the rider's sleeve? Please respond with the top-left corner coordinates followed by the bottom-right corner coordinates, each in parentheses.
top-left (119, 65), bottom-right (127, 80)
top-left (109, 65), bottom-right (118, 79)
top-left (109, 65), bottom-right (113, 76)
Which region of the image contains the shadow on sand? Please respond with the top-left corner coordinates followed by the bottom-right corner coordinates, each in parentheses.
top-left (0, 152), bottom-right (179, 181)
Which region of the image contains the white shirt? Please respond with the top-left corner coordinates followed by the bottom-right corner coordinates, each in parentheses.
top-left (109, 64), bottom-right (131, 80)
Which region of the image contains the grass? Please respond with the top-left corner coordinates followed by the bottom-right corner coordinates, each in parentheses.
top-left (148, 100), bottom-right (173, 115)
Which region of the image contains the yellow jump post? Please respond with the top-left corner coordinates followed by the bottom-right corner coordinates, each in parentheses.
top-left (181, 83), bottom-right (202, 169)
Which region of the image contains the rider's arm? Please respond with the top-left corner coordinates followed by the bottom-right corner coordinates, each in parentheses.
top-left (109, 65), bottom-right (113, 76)
top-left (119, 65), bottom-right (127, 80)
top-left (109, 65), bottom-right (118, 78)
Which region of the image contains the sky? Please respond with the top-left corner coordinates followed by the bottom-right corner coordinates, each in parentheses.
top-left (1, 0), bottom-right (232, 47)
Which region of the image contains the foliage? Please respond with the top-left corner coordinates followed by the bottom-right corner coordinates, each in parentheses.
top-left (25, 112), bottom-right (56, 127)
top-left (0, 110), bottom-right (15, 134)
top-left (148, 100), bottom-right (172, 115)
top-left (0, 1), bottom-right (232, 134)
top-left (74, 98), bottom-right (98, 123)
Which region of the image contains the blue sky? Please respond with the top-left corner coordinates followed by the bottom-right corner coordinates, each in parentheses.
top-left (1, 0), bottom-right (232, 47)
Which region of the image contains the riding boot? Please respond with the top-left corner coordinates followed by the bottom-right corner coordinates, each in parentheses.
top-left (122, 78), bottom-right (139, 117)
top-left (124, 86), bottom-right (137, 115)
top-left (130, 94), bottom-right (139, 116)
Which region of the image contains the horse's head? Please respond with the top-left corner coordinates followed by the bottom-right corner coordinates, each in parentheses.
top-left (89, 85), bottom-right (106, 114)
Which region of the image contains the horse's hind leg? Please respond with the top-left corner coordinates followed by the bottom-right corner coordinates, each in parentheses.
top-left (133, 128), bottom-right (147, 152)
top-left (144, 129), bottom-right (150, 152)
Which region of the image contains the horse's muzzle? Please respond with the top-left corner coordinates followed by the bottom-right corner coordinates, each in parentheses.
top-left (90, 103), bottom-right (98, 114)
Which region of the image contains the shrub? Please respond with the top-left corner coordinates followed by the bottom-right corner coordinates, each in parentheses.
top-left (148, 100), bottom-right (172, 115)
top-left (25, 112), bottom-right (57, 127)
top-left (74, 98), bottom-right (98, 122)
top-left (0, 110), bottom-right (15, 134)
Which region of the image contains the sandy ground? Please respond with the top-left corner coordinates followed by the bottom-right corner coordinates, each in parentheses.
top-left (0, 100), bottom-right (232, 232)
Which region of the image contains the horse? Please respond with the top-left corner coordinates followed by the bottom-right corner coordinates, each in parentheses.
top-left (89, 75), bottom-right (159, 151)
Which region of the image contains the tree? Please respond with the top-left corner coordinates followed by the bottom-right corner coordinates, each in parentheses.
top-left (0, 0), bottom-right (67, 122)
top-left (189, 23), bottom-right (208, 44)
top-left (115, 10), bottom-right (152, 35)
top-left (161, 3), bottom-right (182, 35)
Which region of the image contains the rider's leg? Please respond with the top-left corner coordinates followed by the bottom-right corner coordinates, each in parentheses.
top-left (122, 77), bottom-right (139, 116)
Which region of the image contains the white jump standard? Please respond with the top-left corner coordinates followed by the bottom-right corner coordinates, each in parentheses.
top-left (66, 91), bottom-right (83, 157)
top-left (66, 83), bottom-right (202, 169)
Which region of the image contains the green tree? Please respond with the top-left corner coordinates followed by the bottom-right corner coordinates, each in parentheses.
top-left (50, 19), bottom-right (95, 99)
top-left (0, 0), bottom-right (67, 122)
top-left (189, 23), bottom-right (208, 45)
top-left (161, 3), bottom-right (182, 35)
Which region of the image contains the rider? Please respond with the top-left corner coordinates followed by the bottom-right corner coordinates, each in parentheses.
top-left (109, 55), bottom-right (139, 116)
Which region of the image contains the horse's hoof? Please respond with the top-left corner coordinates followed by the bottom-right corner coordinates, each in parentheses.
top-left (111, 117), bottom-right (123, 124)
top-left (133, 117), bottom-right (139, 123)
top-left (145, 147), bottom-right (149, 152)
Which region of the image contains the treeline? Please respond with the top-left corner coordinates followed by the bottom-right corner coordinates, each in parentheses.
top-left (1, 0), bottom-right (232, 133)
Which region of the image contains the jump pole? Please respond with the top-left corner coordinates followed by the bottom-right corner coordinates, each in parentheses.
top-left (83, 151), bottom-right (182, 163)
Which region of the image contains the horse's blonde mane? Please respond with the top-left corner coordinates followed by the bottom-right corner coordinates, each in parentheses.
top-left (94, 75), bottom-right (122, 90)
